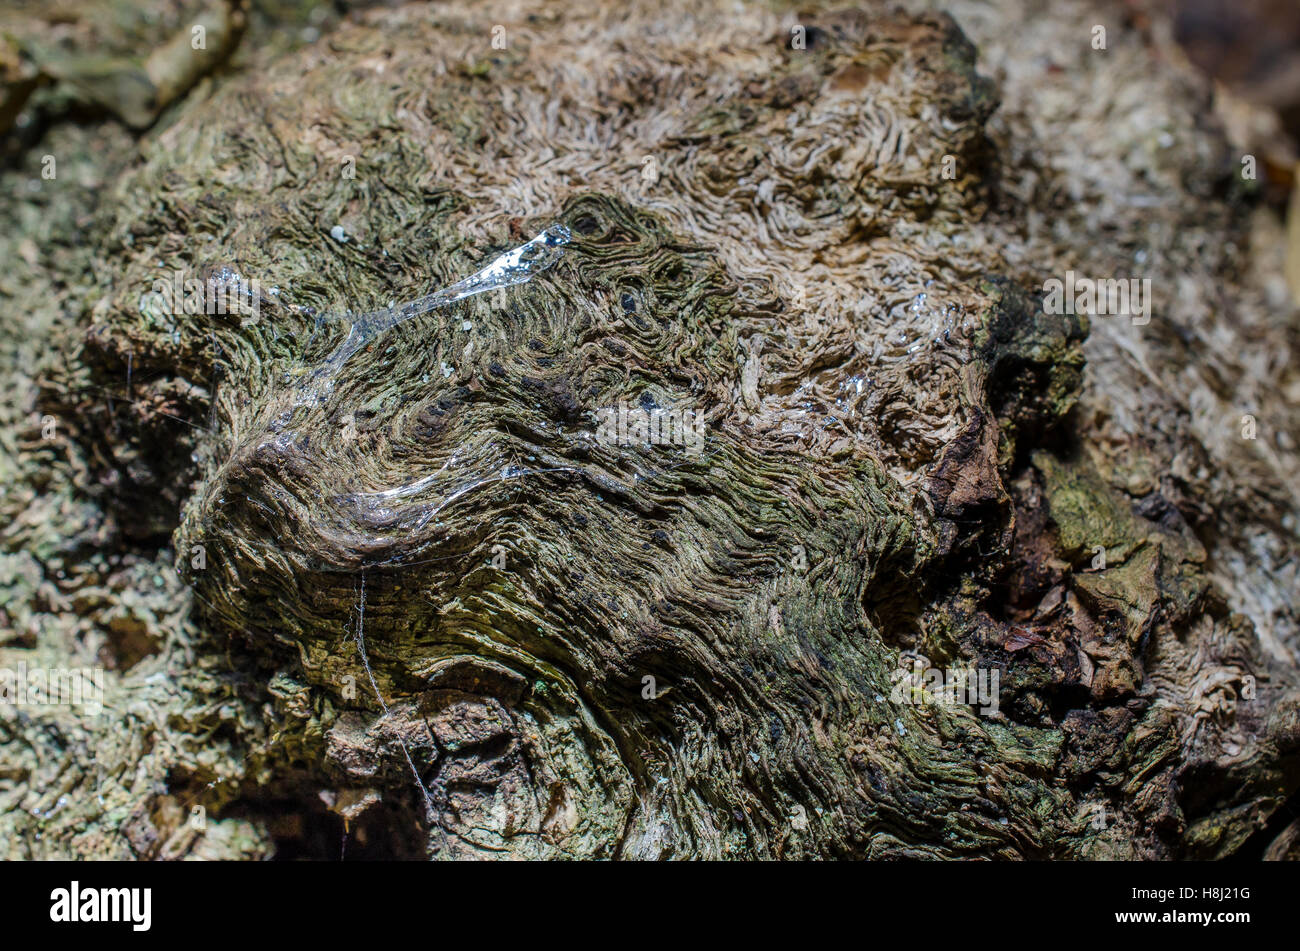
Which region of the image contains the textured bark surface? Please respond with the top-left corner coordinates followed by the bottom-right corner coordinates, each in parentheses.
top-left (3, 0), bottom-right (1300, 860)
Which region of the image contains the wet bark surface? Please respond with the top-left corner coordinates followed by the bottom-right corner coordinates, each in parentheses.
top-left (2, 0), bottom-right (1299, 859)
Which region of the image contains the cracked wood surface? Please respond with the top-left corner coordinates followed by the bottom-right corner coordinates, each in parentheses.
top-left (2, 0), bottom-right (1299, 860)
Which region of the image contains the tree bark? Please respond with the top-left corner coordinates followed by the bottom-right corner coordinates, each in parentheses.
top-left (3, 0), bottom-right (1300, 860)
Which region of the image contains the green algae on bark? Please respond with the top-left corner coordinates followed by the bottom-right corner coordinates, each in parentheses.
top-left (0, 0), bottom-right (247, 132)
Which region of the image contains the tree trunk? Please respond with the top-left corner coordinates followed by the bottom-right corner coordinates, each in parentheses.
top-left (3, 0), bottom-right (1300, 860)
